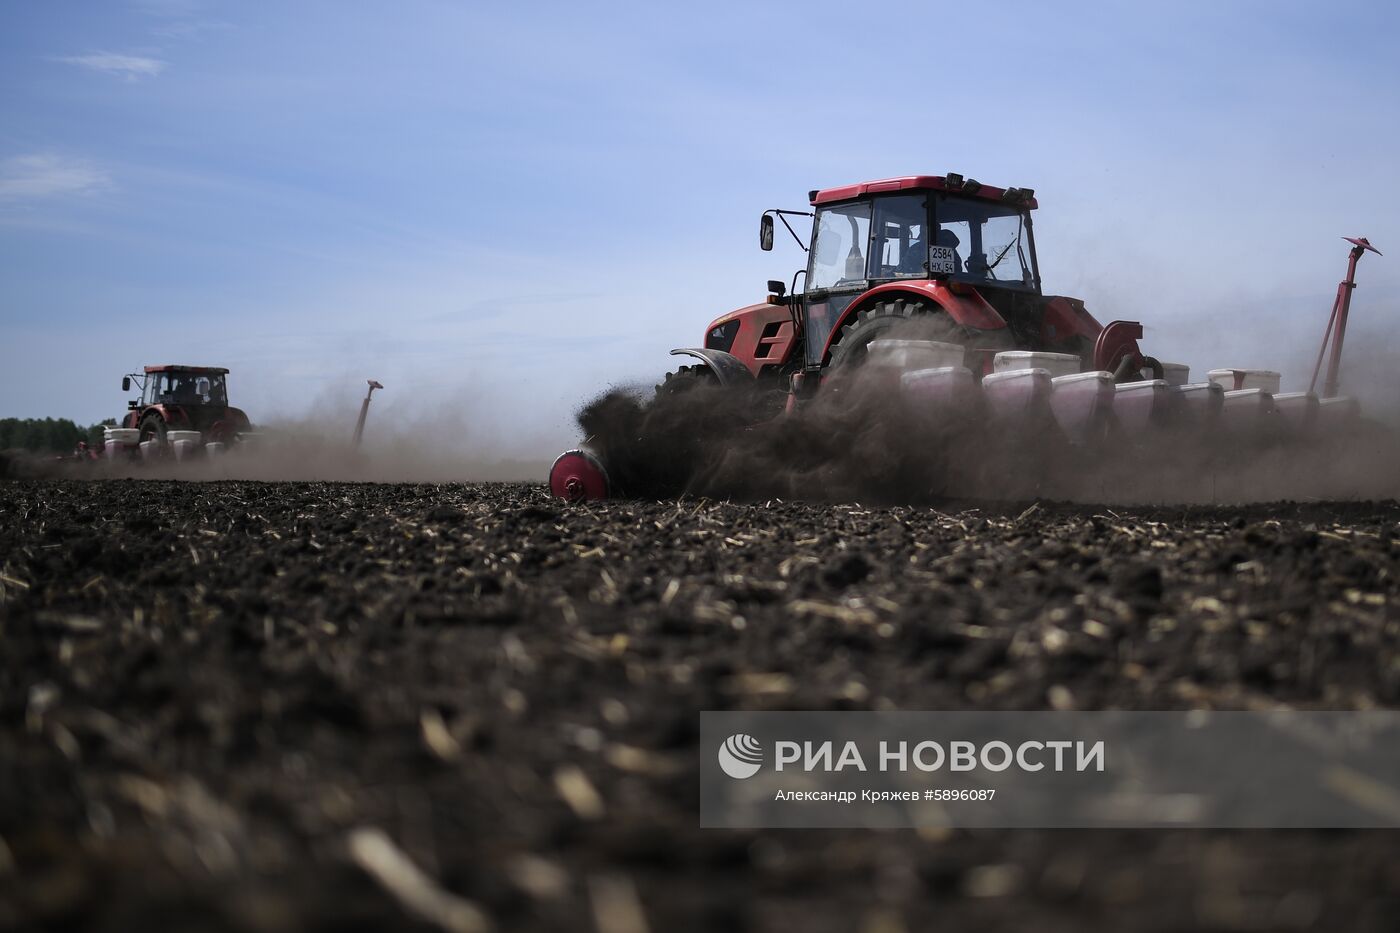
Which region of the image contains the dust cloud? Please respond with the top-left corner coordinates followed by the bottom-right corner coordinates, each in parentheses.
top-left (0, 389), bottom-right (555, 483)
top-left (5, 310), bottom-right (1396, 501)
top-left (573, 321), bottom-right (1400, 507)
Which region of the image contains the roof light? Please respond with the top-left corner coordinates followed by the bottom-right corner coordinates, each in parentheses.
top-left (962, 178), bottom-right (982, 195)
top-left (1019, 187), bottom-right (1035, 203)
top-left (945, 172), bottom-right (964, 189)
top-left (1002, 187), bottom-right (1022, 203)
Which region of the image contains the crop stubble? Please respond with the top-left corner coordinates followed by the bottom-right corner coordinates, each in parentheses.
top-left (1, 480), bottom-right (1398, 931)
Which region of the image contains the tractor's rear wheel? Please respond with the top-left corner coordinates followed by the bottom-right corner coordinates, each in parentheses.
top-left (825, 298), bottom-right (1015, 371)
top-left (138, 413), bottom-right (166, 446)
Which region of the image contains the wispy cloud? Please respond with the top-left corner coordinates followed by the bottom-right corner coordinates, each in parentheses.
top-left (58, 52), bottom-right (167, 80)
top-left (0, 155), bottom-right (109, 201)
top-left (130, 0), bottom-right (207, 16)
top-left (132, 0), bottom-right (234, 39)
top-left (150, 19), bottom-right (233, 39)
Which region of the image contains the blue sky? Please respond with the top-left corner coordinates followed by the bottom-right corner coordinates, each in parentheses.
top-left (3, 0), bottom-right (1399, 456)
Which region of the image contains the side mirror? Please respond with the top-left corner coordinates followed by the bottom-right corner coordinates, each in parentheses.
top-left (759, 213), bottom-right (774, 251)
top-left (766, 279), bottom-right (786, 297)
top-left (122, 376), bottom-right (131, 392)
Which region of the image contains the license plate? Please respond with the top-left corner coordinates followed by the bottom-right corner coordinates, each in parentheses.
top-left (928, 246), bottom-right (957, 276)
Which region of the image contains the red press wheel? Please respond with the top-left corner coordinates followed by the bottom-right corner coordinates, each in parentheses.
top-left (549, 449), bottom-right (610, 502)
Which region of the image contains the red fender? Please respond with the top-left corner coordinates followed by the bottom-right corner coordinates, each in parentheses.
top-left (1093, 320), bottom-right (1147, 373)
top-left (1040, 295), bottom-right (1103, 346)
top-left (818, 281), bottom-right (1009, 363)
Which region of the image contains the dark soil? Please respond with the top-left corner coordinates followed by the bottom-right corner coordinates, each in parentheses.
top-left (2, 480), bottom-right (1398, 932)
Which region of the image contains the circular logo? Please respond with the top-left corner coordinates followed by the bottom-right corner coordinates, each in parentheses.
top-left (718, 733), bottom-right (763, 779)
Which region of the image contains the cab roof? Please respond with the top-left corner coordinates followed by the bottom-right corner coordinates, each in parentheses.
top-left (143, 365), bottom-right (230, 375)
top-left (810, 175), bottom-right (1038, 210)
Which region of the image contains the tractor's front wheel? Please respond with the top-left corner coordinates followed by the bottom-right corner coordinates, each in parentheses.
top-left (654, 364), bottom-right (715, 398)
top-left (655, 362), bottom-right (791, 424)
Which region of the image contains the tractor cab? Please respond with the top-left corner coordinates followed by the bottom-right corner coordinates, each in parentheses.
top-left (120, 364), bottom-right (251, 443)
top-left (137, 368), bottom-right (229, 407)
top-left (804, 181), bottom-right (1040, 295)
top-left (792, 178), bottom-right (1047, 369)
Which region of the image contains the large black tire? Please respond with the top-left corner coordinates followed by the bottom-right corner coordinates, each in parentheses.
top-left (654, 364), bottom-right (714, 398)
top-left (825, 298), bottom-right (1015, 371)
top-left (138, 412), bottom-right (166, 445)
top-left (655, 362), bottom-right (789, 426)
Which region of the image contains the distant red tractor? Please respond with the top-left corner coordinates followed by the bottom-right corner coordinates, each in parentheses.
top-left (121, 365), bottom-right (252, 447)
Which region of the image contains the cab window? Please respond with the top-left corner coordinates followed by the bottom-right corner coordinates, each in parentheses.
top-left (807, 202), bottom-right (871, 290)
top-left (869, 195), bottom-right (928, 279)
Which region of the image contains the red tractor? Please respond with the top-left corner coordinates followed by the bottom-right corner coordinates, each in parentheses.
top-left (674, 173), bottom-right (1155, 394)
top-left (550, 173), bottom-right (1376, 501)
top-left (120, 365), bottom-right (253, 447)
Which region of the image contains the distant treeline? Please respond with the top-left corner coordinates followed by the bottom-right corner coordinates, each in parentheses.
top-left (0, 418), bottom-right (118, 452)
